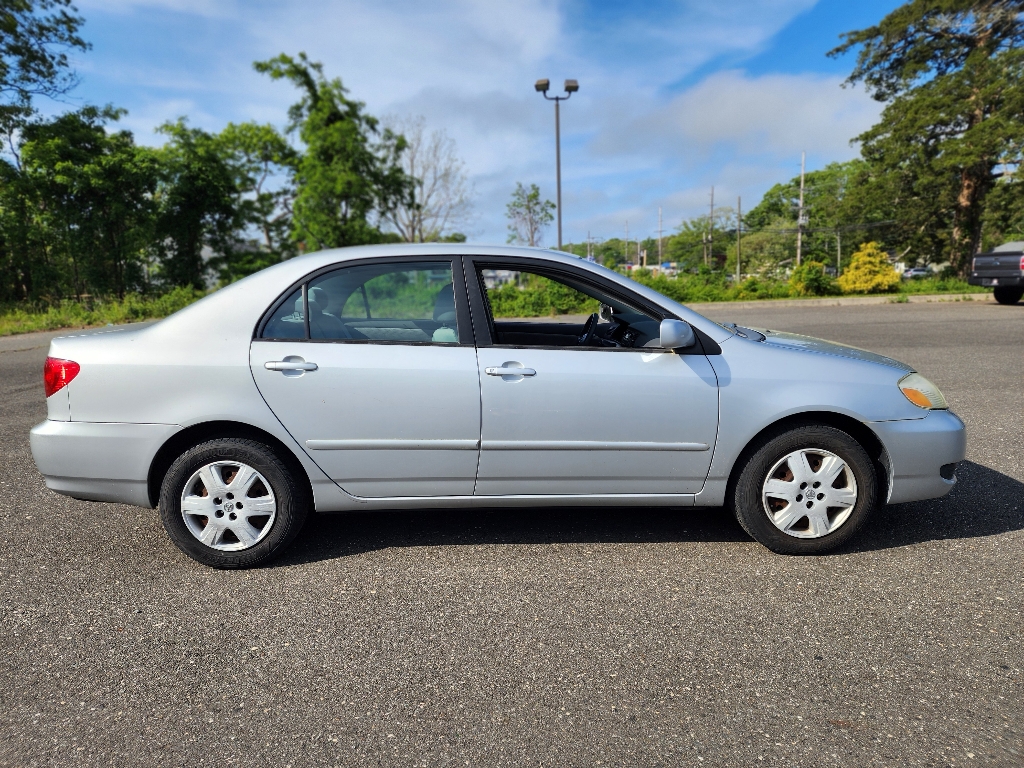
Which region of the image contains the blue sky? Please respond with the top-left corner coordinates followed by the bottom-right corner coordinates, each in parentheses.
top-left (60, 0), bottom-right (904, 245)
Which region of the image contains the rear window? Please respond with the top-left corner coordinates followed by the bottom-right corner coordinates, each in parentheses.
top-left (261, 288), bottom-right (305, 339)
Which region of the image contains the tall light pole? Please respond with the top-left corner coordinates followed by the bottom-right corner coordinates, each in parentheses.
top-left (535, 78), bottom-right (578, 249)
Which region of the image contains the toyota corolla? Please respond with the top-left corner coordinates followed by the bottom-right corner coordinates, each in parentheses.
top-left (30, 245), bottom-right (965, 568)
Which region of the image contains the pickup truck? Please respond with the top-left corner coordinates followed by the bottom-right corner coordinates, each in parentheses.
top-left (969, 241), bottom-right (1024, 305)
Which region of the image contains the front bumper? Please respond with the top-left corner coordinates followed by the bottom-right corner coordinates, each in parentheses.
top-left (30, 420), bottom-right (181, 508)
top-left (870, 410), bottom-right (966, 505)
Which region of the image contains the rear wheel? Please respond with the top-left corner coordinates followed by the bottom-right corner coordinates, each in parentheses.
top-left (993, 287), bottom-right (1023, 305)
top-left (159, 438), bottom-right (308, 568)
top-left (730, 425), bottom-right (877, 555)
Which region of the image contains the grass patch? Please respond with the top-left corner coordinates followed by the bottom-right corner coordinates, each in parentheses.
top-left (0, 287), bottom-right (204, 337)
top-left (895, 277), bottom-right (985, 294)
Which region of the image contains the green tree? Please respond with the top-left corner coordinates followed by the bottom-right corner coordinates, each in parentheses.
top-left (665, 209), bottom-right (736, 272)
top-left (726, 217), bottom-right (797, 278)
top-left (254, 52), bottom-right (411, 251)
top-left (0, 0), bottom-right (88, 115)
top-left (505, 182), bottom-right (554, 247)
top-left (153, 120), bottom-right (239, 289)
top-left (980, 171), bottom-right (1024, 248)
top-left (212, 121), bottom-right (297, 282)
top-left (831, 0), bottom-right (1024, 274)
top-left (744, 160), bottom-right (896, 268)
top-left (0, 107), bottom-right (160, 301)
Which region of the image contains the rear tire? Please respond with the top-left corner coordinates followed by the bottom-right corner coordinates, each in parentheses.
top-left (159, 438), bottom-right (309, 568)
top-left (730, 425), bottom-right (877, 555)
top-left (993, 287), bottom-right (1023, 305)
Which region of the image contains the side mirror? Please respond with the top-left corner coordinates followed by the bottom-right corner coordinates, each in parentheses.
top-left (659, 319), bottom-right (695, 350)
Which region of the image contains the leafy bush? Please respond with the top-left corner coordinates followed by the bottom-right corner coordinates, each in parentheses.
top-left (789, 261), bottom-right (838, 296)
top-left (0, 287), bottom-right (205, 336)
top-left (836, 242), bottom-right (901, 294)
top-left (487, 275), bottom-right (599, 318)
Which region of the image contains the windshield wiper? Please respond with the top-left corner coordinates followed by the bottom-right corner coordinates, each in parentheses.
top-left (723, 322), bottom-right (766, 342)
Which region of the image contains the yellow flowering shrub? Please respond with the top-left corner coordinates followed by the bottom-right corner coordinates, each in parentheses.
top-left (837, 242), bottom-right (901, 294)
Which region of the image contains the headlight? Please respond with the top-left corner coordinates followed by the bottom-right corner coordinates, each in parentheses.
top-left (898, 372), bottom-right (948, 409)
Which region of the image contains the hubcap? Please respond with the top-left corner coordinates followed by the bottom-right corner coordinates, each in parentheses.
top-left (761, 448), bottom-right (858, 539)
top-left (180, 461), bottom-right (276, 551)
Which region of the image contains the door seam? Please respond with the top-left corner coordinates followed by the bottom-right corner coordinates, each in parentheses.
top-left (472, 346), bottom-right (484, 495)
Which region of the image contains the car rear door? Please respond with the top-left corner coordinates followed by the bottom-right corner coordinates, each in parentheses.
top-left (250, 257), bottom-right (480, 498)
top-left (466, 257), bottom-right (720, 497)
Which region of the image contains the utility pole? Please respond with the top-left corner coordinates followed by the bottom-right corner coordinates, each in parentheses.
top-left (796, 151), bottom-right (806, 266)
top-left (836, 230), bottom-right (842, 274)
top-left (624, 221), bottom-right (629, 265)
top-left (658, 207), bottom-right (663, 263)
top-left (707, 186), bottom-right (714, 267)
top-left (736, 195), bottom-right (742, 283)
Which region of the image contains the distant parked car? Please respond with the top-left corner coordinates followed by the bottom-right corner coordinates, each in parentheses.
top-left (968, 242), bottom-right (1024, 305)
top-left (902, 267), bottom-right (931, 279)
top-left (30, 245), bottom-right (966, 568)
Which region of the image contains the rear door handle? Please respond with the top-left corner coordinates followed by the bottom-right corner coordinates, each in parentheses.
top-left (485, 366), bottom-right (536, 376)
top-left (265, 360), bottom-right (318, 371)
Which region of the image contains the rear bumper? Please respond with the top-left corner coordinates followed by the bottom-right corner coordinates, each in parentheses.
top-left (968, 274), bottom-right (1022, 287)
top-left (30, 420), bottom-right (181, 508)
top-left (870, 410), bottom-right (966, 505)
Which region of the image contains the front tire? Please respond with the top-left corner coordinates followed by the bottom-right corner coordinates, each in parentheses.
top-left (993, 287), bottom-right (1023, 305)
top-left (159, 438), bottom-right (309, 568)
top-left (730, 425), bottom-right (877, 555)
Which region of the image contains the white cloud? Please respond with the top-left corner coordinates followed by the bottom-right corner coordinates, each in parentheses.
top-left (80, 0), bottom-right (238, 17)
top-left (591, 71), bottom-right (878, 161)
top-left (68, 0), bottom-right (881, 244)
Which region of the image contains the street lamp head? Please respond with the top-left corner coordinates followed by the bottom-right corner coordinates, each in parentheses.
top-left (564, 79), bottom-right (579, 93)
top-left (534, 79), bottom-right (550, 93)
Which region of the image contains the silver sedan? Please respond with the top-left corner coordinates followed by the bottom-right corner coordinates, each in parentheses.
top-left (30, 245), bottom-right (965, 567)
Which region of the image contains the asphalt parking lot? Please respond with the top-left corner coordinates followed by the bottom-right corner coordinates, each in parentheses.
top-left (1, 298), bottom-right (1021, 767)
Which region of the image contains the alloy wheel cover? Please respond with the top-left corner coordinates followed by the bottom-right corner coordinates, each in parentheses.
top-left (761, 448), bottom-right (858, 539)
top-left (180, 461), bottom-right (277, 551)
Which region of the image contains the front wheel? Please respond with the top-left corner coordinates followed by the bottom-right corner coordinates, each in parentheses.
top-left (993, 286), bottom-right (1023, 305)
top-left (730, 425), bottom-right (877, 555)
top-left (159, 438), bottom-right (309, 568)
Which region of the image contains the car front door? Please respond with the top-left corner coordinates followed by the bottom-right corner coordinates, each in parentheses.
top-left (250, 257), bottom-right (480, 498)
top-left (467, 259), bottom-right (720, 496)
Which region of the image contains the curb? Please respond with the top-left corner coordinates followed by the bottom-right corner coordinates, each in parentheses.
top-left (686, 293), bottom-right (992, 311)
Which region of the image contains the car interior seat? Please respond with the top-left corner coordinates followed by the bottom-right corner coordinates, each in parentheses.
top-left (431, 283), bottom-right (458, 343)
top-left (302, 287), bottom-right (349, 339)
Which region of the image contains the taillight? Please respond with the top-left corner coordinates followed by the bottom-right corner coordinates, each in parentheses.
top-left (1020, 255), bottom-right (1024, 271)
top-left (43, 357), bottom-right (80, 398)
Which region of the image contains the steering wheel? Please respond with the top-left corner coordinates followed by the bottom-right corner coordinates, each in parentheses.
top-left (578, 313), bottom-right (598, 346)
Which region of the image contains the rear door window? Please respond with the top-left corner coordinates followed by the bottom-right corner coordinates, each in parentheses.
top-left (260, 261), bottom-right (460, 344)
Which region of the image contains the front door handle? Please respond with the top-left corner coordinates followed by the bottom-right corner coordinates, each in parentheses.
top-left (485, 366), bottom-right (536, 376)
top-left (265, 360), bottom-right (318, 372)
